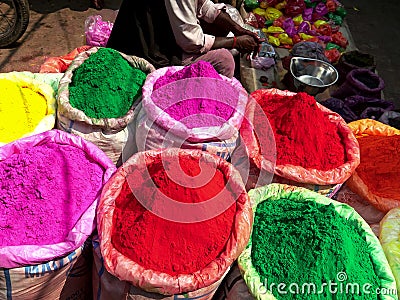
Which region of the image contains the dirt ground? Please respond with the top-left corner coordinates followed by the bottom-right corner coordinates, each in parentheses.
top-left (0, 0), bottom-right (121, 73)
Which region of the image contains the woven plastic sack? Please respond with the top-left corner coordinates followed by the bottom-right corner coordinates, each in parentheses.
top-left (347, 119), bottom-right (400, 213)
top-left (212, 263), bottom-right (253, 300)
top-left (57, 47), bottom-right (155, 165)
top-left (238, 183), bottom-right (398, 300)
top-left (239, 88), bottom-right (360, 193)
top-left (92, 237), bottom-right (230, 300)
top-left (135, 102), bottom-right (239, 161)
top-left (0, 129), bottom-right (116, 268)
top-left (0, 72), bottom-right (56, 146)
top-left (380, 208), bottom-right (400, 294)
top-left (39, 45), bottom-right (92, 73)
top-left (97, 148), bottom-right (253, 296)
top-left (0, 240), bottom-right (92, 300)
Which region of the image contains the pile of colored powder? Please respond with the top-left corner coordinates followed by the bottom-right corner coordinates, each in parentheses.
top-left (0, 142), bottom-right (105, 246)
top-left (112, 153), bottom-right (237, 275)
top-left (356, 135), bottom-right (400, 199)
top-left (69, 47), bottom-right (147, 119)
top-left (152, 60), bottom-right (236, 129)
top-left (251, 198), bottom-right (381, 299)
top-left (253, 91), bottom-right (345, 170)
top-left (0, 79), bottom-right (47, 144)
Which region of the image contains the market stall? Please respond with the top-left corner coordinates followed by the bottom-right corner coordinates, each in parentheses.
top-left (0, 0), bottom-right (399, 299)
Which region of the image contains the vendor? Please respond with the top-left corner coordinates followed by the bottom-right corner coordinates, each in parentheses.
top-left (106, 0), bottom-right (261, 78)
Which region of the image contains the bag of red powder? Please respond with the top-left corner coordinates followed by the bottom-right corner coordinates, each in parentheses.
top-left (136, 63), bottom-right (248, 161)
top-left (96, 148), bottom-right (253, 298)
top-left (237, 88), bottom-right (360, 194)
top-left (347, 119), bottom-right (400, 213)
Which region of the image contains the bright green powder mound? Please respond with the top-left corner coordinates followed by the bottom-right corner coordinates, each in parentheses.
top-left (69, 47), bottom-right (147, 119)
top-left (251, 198), bottom-right (381, 299)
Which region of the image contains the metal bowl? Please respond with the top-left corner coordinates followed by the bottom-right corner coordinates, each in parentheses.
top-left (290, 57), bottom-right (338, 96)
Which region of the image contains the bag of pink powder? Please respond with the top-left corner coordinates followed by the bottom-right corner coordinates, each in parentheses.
top-left (0, 129), bottom-right (116, 268)
top-left (136, 61), bottom-right (249, 160)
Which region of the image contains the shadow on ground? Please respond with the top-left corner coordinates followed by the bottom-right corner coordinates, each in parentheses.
top-left (28, 0), bottom-right (122, 13)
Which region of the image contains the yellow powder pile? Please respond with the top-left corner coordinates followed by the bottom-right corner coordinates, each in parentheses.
top-left (0, 79), bottom-right (47, 144)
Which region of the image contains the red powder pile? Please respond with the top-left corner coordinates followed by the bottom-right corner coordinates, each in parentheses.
top-left (254, 92), bottom-right (345, 170)
top-left (0, 142), bottom-right (105, 246)
top-left (111, 154), bottom-right (237, 275)
top-left (151, 61), bottom-right (236, 128)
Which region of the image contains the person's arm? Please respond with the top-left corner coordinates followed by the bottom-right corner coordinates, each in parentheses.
top-left (165, 0), bottom-right (216, 54)
top-left (211, 11), bottom-right (262, 57)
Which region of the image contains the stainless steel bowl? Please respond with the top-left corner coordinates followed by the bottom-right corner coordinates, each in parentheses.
top-left (290, 57), bottom-right (338, 96)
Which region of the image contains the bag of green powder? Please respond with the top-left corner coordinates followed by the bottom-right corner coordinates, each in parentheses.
top-left (57, 47), bottom-right (155, 165)
top-left (380, 208), bottom-right (400, 295)
top-left (238, 183), bottom-right (398, 300)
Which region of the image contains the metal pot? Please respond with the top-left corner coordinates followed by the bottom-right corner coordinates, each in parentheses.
top-left (290, 57), bottom-right (338, 96)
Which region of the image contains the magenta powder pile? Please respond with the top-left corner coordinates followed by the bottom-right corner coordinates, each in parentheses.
top-left (0, 142), bottom-right (105, 246)
top-left (152, 61), bottom-right (236, 128)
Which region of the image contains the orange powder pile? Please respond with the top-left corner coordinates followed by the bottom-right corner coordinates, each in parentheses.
top-left (357, 135), bottom-right (400, 199)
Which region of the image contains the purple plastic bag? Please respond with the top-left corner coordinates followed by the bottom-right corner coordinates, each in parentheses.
top-left (314, 2), bottom-right (328, 17)
top-left (303, 8), bottom-right (313, 22)
top-left (251, 56), bottom-right (275, 70)
top-left (85, 15), bottom-right (114, 47)
top-left (345, 95), bottom-right (395, 118)
top-left (298, 21), bottom-right (310, 33)
top-left (321, 98), bottom-right (357, 123)
top-left (283, 18), bottom-right (297, 37)
top-left (318, 35), bottom-right (332, 42)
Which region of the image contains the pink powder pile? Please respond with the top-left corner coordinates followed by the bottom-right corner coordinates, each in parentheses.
top-left (0, 142), bottom-right (105, 247)
top-left (152, 61), bottom-right (237, 129)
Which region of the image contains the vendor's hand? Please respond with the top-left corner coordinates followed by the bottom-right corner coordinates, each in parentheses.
top-left (235, 35), bottom-right (261, 59)
top-left (234, 27), bottom-right (260, 42)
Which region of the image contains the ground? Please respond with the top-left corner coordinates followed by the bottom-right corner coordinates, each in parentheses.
top-left (0, 0), bottom-right (399, 108)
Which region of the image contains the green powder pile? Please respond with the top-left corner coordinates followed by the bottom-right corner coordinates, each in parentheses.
top-left (251, 198), bottom-right (381, 299)
top-left (69, 47), bottom-right (147, 119)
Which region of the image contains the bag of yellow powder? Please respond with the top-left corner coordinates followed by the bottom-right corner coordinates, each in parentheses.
top-left (57, 47), bottom-right (155, 165)
top-left (347, 119), bottom-right (400, 213)
top-left (379, 208), bottom-right (400, 295)
top-left (0, 72), bottom-right (56, 146)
